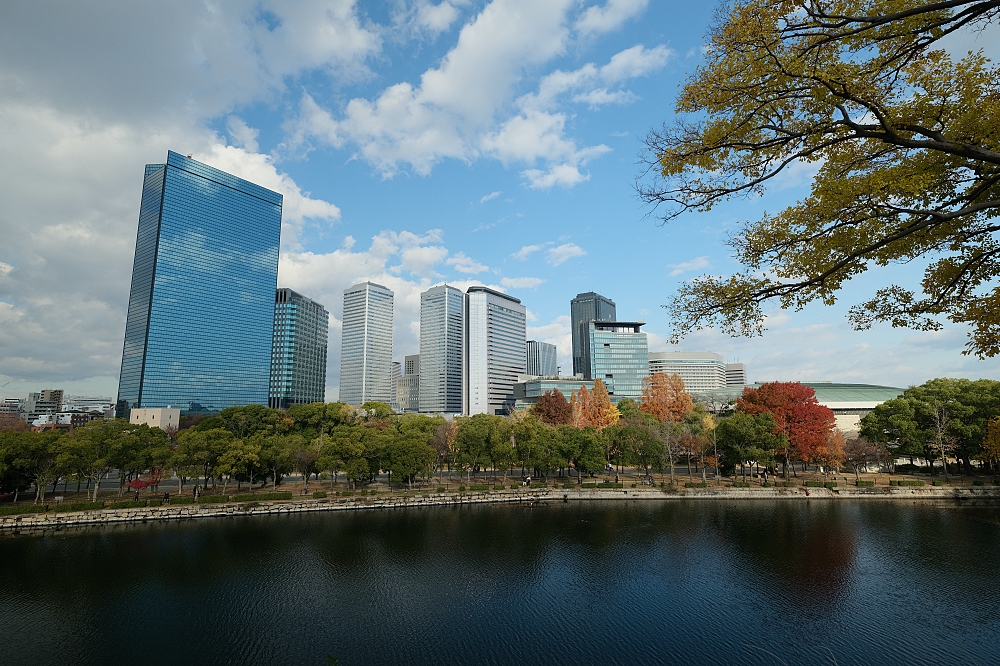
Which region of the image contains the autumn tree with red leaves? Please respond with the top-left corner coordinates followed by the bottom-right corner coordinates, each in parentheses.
top-left (533, 389), bottom-right (572, 426)
top-left (737, 382), bottom-right (835, 478)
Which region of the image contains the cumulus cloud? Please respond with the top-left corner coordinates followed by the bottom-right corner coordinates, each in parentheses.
top-left (286, 1), bottom-right (668, 187)
top-left (575, 0), bottom-right (649, 36)
top-left (227, 116), bottom-right (260, 153)
top-left (669, 255), bottom-right (710, 276)
top-left (447, 252), bottom-right (490, 274)
top-left (501, 277), bottom-right (545, 289)
top-left (546, 242), bottom-right (587, 266)
top-left (512, 244), bottom-right (547, 260)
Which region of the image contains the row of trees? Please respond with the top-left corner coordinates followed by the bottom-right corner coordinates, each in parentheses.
top-left (860, 378), bottom-right (1000, 477)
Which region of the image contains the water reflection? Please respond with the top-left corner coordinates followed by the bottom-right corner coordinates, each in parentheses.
top-left (1, 501), bottom-right (999, 666)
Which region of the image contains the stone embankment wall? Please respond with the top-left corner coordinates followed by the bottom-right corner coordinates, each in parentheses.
top-left (4, 485), bottom-right (1000, 531)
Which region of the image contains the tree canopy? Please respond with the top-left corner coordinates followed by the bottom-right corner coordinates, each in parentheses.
top-left (640, 0), bottom-right (1000, 357)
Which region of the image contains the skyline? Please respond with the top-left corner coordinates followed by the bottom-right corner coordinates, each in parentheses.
top-left (3, 1), bottom-right (1000, 402)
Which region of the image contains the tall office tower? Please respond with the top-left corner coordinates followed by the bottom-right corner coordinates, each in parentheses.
top-left (419, 284), bottom-right (464, 413)
top-left (340, 282), bottom-right (394, 406)
top-left (726, 362), bottom-right (747, 387)
top-left (269, 288), bottom-right (330, 409)
top-left (525, 340), bottom-right (558, 377)
top-left (648, 352), bottom-right (727, 393)
top-left (117, 152), bottom-right (281, 417)
top-left (466, 286), bottom-right (527, 416)
top-left (389, 361), bottom-right (402, 409)
top-left (571, 292), bottom-right (617, 379)
top-left (397, 354), bottom-right (420, 412)
top-left (589, 321), bottom-right (648, 402)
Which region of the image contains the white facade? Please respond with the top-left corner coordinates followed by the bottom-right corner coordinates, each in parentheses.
top-left (465, 286), bottom-right (527, 415)
top-left (419, 285), bottom-right (464, 413)
top-left (525, 340), bottom-right (558, 377)
top-left (340, 282), bottom-right (394, 406)
top-left (130, 407), bottom-right (180, 430)
top-left (725, 363), bottom-right (747, 387)
top-left (648, 352), bottom-right (727, 393)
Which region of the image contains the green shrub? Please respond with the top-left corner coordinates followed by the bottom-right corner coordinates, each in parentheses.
top-left (169, 496), bottom-right (195, 505)
top-left (107, 500), bottom-right (147, 510)
top-left (856, 480), bottom-right (875, 487)
top-left (684, 482), bottom-right (708, 489)
top-left (562, 483), bottom-right (575, 489)
top-left (468, 484), bottom-right (489, 491)
top-left (971, 480), bottom-right (985, 486)
top-left (581, 482), bottom-right (597, 489)
top-left (458, 486), bottom-right (466, 492)
top-left (312, 491), bottom-right (328, 499)
top-left (197, 495), bottom-right (229, 503)
top-left (54, 501), bottom-right (104, 513)
top-left (804, 481), bottom-right (824, 488)
top-left (631, 483), bottom-right (637, 488)
top-left (436, 487), bottom-right (446, 493)
top-left (778, 481), bottom-right (795, 487)
top-left (231, 492), bottom-right (293, 503)
top-left (994, 479), bottom-right (1000, 486)
top-left (731, 482), bottom-right (751, 488)
top-left (890, 479), bottom-right (925, 487)
top-left (933, 480), bottom-right (946, 487)
top-left (824, 482), bottom-right (838, 489)
top-left (598, 482), bottom-right (624, 488)
top-left (493, 485), bottom-right (506, 491)
top-left (0, 504), bottom-right (48, 516)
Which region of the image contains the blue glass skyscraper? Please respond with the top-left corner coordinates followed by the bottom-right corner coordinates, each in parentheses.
top-left (117, 151), bottom-right (281, 417)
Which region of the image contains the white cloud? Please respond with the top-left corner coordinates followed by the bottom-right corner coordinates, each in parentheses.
top-left (575, 0), bottom-right (649, 36)
top-left (501, 276), bottom-right (545, 289)
top-left (286, 3), bottom-right (669, 188)
top-left (226, 116), bottom-right (260, 153)
top-left (572, 88), bottom-right (638, 108)
top-left (546, 242), bottom-right (586, 265)
top-left (669, 255), bottom-right (710, 276)
top-left (527, 314), bottom-right (572, 371)
top-left (447, 252), bottom-right (490, 274)
top-left (480, 191), bottom-right (501, 203)
top-left (512, 244), bottom-right (546, 260)
top-left (414, 1), bottom-right (462, 35)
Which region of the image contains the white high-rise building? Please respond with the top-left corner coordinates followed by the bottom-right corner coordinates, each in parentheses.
top-left (726, 362), bottom-right (747, 387)
top-left (465, 286), bottom-right (527, 416)
top-left (340, 282), bottom-right (394, 406)
top-left (525, 340), bottom-right (558, 377)
top-left (389, 361), bottom-right (402, 410)
top-left (419, 285), bottom-right (464, 413)
top-left (648, 352), bottom-right (726, 393)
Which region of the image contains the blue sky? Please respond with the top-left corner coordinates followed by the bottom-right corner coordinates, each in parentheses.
top-left (1, 0), bottom-right (999, 401)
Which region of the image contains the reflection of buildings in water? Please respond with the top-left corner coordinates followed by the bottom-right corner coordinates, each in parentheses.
top-left (722, 503), bottom-right (859, 606)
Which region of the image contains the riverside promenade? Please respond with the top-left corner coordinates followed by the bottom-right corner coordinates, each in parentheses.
top-left (4, 484), bottom-right (1000, 531)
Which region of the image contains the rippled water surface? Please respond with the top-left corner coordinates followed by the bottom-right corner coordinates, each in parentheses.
top-left (2, 500), bottom-right (1000, 666)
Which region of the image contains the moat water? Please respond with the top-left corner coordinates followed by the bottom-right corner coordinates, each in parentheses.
top-left (2, 500), bottom-right (999, 666)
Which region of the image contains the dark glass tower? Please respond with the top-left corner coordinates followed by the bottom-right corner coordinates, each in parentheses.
top-left (570, 292), bottom-right (616, 379)
top-left (117, 151), bottom-right (281, 417)
top-left (270, 288), bottom-right (329, 409)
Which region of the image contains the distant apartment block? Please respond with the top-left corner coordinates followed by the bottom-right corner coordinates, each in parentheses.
top-left (129, 407), bottom-right (181, 430)
top-left (397, 354), bottom-right (420, 412)
top-left (419, 285), bottom-right (464, 413)
top-left (340, 282), bottom-right (394, 406)
top-left (649, 352), bottom-right (727, 393)
top-left (571, 292), bottom-right (616, 379)
top-left (270, 288), bottom-right (329, 409)
top-left (525, 340), bottom-right (558, 377)
top-left (117, 152), bottom-right (281, 417)
top-left (24, 389), bottom-right (64, 423)
top-left (589, 322), bottom-right (648, 402)
top-left (726, 363), bottom-right (747, 387)
top-left (466, 286), bottom-right (526, 415)
top-left (389, 361), bottom-right (402, 410)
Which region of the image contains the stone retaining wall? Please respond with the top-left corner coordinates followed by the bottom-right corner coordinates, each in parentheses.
top-left (4, 485), bottom-right (999, 531)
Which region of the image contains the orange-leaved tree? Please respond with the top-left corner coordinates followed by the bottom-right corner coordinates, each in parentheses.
top-left (585, 379), bottom-right (620, 433)
top-left (640, 373), bottom-right (694, 423)
top-left (737, 382), bottom-right (835, 478)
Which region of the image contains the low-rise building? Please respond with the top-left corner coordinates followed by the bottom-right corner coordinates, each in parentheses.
top-left (129, 407), bottom-right (181, 431)
top-left (513, 375), bottom-right (595, 410)
top-left (648, 352), bottom-right (727, 392)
